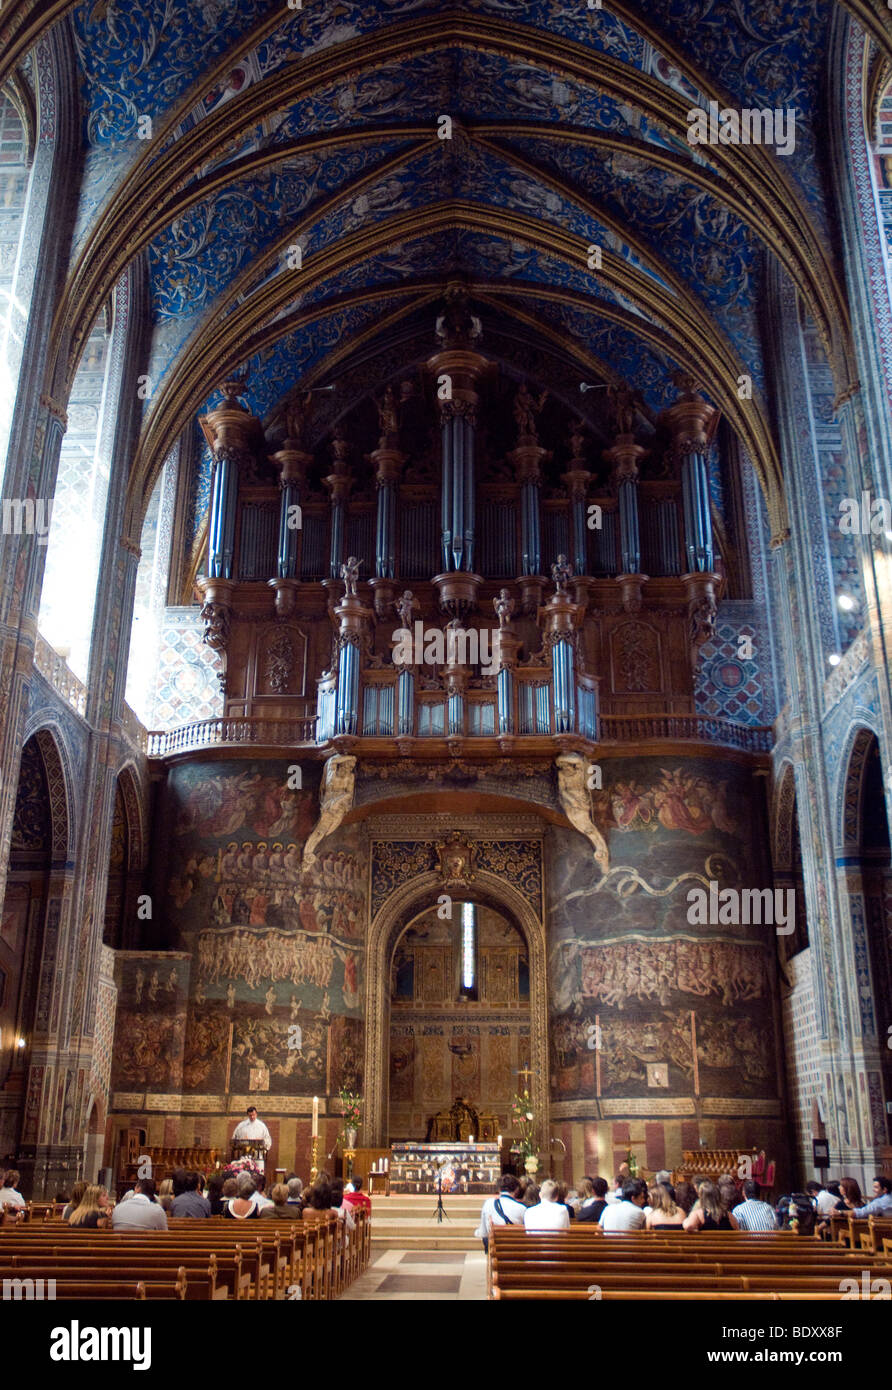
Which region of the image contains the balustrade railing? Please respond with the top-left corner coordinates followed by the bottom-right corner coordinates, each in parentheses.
top-left (147, 715), bottom-right (318, 758)
top-left (598, 714), bottom-right (772, 751)
top-left (147, 708), bottom-right (771, 757)
top-left (121, 702), bottom-right (148, 752)
top-left (33, 633), bottom-right (87, 717)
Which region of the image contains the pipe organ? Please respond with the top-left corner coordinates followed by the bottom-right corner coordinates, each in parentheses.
top-left (197, 293), bottom-right (724, 743)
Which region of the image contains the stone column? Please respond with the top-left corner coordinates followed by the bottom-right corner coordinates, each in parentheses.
top-left (0, 27), bottom-right (81, 923)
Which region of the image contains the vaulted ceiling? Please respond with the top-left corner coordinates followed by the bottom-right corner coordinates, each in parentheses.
top-left (11, 1), bottom-right (881, 539)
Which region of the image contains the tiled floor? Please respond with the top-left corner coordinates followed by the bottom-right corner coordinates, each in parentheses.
top-left (338, 1248), bottom-right (488, 1300)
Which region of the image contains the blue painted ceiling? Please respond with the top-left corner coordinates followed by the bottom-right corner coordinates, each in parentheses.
top-left (67, 0), bottom-right (842, 501)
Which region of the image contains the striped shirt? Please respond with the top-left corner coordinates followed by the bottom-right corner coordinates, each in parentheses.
top-left (732, 1198), bottom-right (778, 1231)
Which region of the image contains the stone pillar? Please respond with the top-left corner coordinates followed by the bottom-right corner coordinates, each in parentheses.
top-left (764, 262), bottom-right (877, 1178)
top-left (0, 27), bottom-right (81, 924)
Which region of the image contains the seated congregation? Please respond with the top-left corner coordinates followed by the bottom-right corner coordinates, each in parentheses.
top-left (0, 1166), bottom-right (372, 1299)
top-left (477, 1168), bottom-right (892, 1299)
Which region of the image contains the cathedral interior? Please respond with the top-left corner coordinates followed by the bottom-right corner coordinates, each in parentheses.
top-left (1, 0), bottom-right (892, 1204)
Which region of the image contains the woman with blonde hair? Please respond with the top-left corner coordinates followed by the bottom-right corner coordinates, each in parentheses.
top-left (68, 1184), bottom-right (109, 1229)
top-left (62, 1181), bottom-right (87, 1222)
top-left (157, 1178), bottom-right (175, 1213)
top-left (683, 1178), bottom-right (739, 1230)
top-left (646, 1182), bottom-right (686, 1229)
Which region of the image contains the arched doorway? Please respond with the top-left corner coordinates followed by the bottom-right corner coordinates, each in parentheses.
top-left (102, 766), bottom-right (145, 950)
top-left (838, 728), bottom-right (892, 1160)
top-left (365, 868), bottom-right (548, 1153)
top-left (0, 729), bottom-right (73, 1173)
top-left (388, 898), bottom-right (531, 1144)
top-left (772, 762), bottom-right (814, 1183)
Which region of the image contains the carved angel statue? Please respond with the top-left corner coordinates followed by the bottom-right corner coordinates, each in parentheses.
top-left (551, 554), bottom-right (572, 594)
top-left (493, 588), bottom-right (515, 630)
top-left (435, 285), bottom-right (482, 348)
top-left (514, 381), bottom-right (548, 442)
top-left (340, 556), bottom-right (362, 597)
top-left (395, 589), bottom-right (417, 629)
top-left (607, 382), bottom-right (641, 438)
top-left (377, 385), bottom-right (399, 445)
top-left (301, 754), bottom-right (357, 874)
top-left (556, 751), bottom-right (609, 876)
top-left (568, 423), bottom-right (588, 463)
top-left (284, 390), bottom-right (314, 448)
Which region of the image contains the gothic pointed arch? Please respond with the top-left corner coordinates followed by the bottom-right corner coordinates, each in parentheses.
top-left (364, 866), bottom-right (548, 1151)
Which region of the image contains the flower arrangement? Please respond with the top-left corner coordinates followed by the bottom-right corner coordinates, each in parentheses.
top-left (510, 1090), bottom-right (535, 1158)
top-left (627, 1149), bottom-right (639, 1178)
top-left (338, 1088), bottom-right (362, 1144)
top-left (222, 1156), bottom-right (265, 1183)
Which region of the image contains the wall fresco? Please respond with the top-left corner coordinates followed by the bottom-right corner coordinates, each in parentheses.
top-left (547, 756), bottom-right (779, 1105)
top-left (110, 759), bottom-right (367, 1098)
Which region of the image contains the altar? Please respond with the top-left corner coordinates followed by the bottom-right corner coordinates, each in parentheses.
top-left (389, 1141), bottom-right (500, 1194)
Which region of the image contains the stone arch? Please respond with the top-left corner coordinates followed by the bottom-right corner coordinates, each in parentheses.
top-left (29, 726), bottom-right (74, 866)
top-left (836, 722), bottom-right (881, 855)
top-left (772, 760), bottom-right (797, 872)
top-left (102, 763), bottom-right (146, 950)
top-left (116, 763), bottom-right (146, 873)
top-left (364, 869), bottom-right (548, 1151)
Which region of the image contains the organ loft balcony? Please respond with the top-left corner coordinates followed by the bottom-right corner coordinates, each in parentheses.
top-left (146, 307), bottom-right (770, 765)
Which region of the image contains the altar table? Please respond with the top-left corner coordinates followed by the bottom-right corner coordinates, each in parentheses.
top-left (389, 1141), bottom-right (500, 1194)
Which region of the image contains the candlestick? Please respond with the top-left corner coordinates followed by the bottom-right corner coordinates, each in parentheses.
top-left (310, 1133), bottom-right (319, 1183)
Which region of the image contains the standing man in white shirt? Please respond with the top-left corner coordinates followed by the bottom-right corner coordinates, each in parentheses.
top-left (599, 1178), bottom-right (648, 1231)
top-left (232, 1105), bottom-right (272, 1153)
top-left (523, 1179), bottom-right (571, 1231)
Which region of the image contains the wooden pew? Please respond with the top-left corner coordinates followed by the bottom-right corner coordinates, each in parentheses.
top-left (0, 1204), bottom-right (363, 1301)
top-left (489, 1227), bottom-right (892, 1301)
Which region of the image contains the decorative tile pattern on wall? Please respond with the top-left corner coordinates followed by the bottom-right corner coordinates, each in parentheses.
top-left (88, 946), bottom-right (117, 1126)
top-left (780, 948), bottom-right (820, 1183)
top-left (151, 607), bottom-right (222, 728)
top-left (694, 606), bottom-right (765, 725)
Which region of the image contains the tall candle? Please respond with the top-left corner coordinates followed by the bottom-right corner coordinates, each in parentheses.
top-left (312, 1095), bottom-right (319, 1136)
top-left (497, 1134), bottom-right (502, 1147)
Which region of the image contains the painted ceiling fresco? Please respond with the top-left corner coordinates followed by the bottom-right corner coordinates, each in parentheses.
top-left (61, 0), bottom-right (851, 529)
